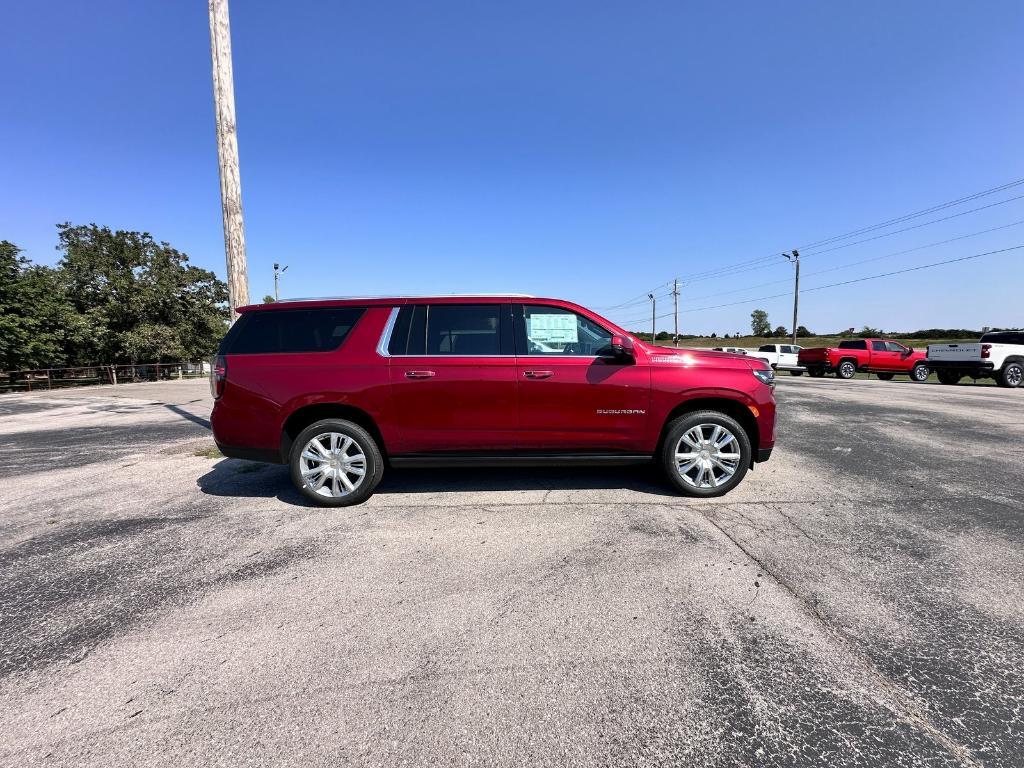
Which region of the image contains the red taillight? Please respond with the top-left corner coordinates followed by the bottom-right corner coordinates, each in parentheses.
top-left (981, 344), bottom-right (992, 359)
top-left (211, 355), bottom-right (227, 398)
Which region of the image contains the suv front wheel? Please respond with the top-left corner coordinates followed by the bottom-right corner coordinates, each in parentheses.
top-left (289, 419), bottom-right (384, 506)
top-left (661, 411), bottom-right (751, 498)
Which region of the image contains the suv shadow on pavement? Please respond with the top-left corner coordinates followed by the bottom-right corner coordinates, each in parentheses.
top-left (197, 458), bottom-right (678, 506)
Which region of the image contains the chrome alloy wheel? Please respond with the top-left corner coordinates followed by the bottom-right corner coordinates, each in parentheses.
top-left (674, 424), bottom-right (742, 489)
top-left (912, 365), bottom-right (929, 382)
top-left (299, 432), bottom-right (367, 498)
top-left (1007, 365), bottom-right (1023, 387)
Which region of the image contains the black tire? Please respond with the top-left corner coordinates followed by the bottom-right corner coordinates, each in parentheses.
top-left (937, 370), bottom-right (961, 386)
top-left (808, 368), bottom-right (825, 378)
top-left (289, 419), bottom-right (384, 506)
top-left (876, 372), bottom-right (894, 381)
top-left (660, 410), bottom-right (751, 498)
top-left (998, 362), bottom-right (1023, 388)
top-left (789, 370), bottom-right (804, 376)
top-left (909, 363), bottom-right (930, 383)
top-left (836, 360), bottom-right (856, 379)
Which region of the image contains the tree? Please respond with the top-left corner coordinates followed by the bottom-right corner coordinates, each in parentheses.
top-left (796, 325), bottom-right (812, 338)
top-left (750, 309), bottom-right (770, 337)
top-left (0, 225), bottom-right (229, 370)
top-left (857, 325), bottom-right (882, 338)
top-left (55, 223), bottom-right (229, 365)
top-left (773, 325), bottom-right (788, 338)
top-left (262, 295), bottom-right (275, 303)
top-left (0, 241), bottom-right (70, 370)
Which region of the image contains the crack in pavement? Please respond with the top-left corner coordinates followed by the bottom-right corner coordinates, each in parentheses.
top-left (698, 506), bottom-right (985, 768)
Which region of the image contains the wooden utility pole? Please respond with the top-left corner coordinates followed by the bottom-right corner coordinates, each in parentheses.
top-left (785, 250), bottom-right (800, 345)
top-left (648, 293), bottom-right (656, 341)
top-left (672, 278), bottom-right (680, 347)
top-left (209, 0), bottom-right (249, 318)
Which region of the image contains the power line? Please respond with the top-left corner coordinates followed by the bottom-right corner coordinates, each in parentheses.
top-left (800, 194), bottom-right (1024, 258)
top-left (606, 175), bottom-right (1024, 301)
top-left (677, 245), bottom-right (1023, 314)
top-left (683, 218), bottom-right (1024, 303)
top-left (595, 282), bottom-right (674, 311)
top-left (798, 177), bottom-right (1024, 250)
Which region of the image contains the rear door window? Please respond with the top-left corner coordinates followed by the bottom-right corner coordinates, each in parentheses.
top-left (981, 332), bottom-right (1024, 344)
top-left (225, 307), bottom-right (365, 354)
top-left (426, 304), bottom-right (504, 355)
top-left (871, 341), bottom-right (887, 351)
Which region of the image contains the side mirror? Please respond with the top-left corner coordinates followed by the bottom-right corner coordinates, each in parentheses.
top-left (609, 334), bottom-right (635, 360)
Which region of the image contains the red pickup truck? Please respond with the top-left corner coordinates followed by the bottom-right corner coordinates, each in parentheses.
top-left (798, 339), bottom-right (930, 382)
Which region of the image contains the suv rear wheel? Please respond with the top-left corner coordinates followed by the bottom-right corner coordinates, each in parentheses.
top-left (661, 411), bottom-right (751, 498)
top-left (289, 419), bottom-right (384, 506)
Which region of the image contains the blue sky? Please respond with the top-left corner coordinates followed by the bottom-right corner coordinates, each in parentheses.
top-left (2, 1), bottom-right (1022, 334)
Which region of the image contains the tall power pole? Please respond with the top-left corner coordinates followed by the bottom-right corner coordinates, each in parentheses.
top-left (784, 250), bottom-right (800, 345)
top-left (672, 279), bottom-right (680, 347)
top-left (209, 0), bottom-right (249, 319)
top-left (648, 293), bottom-right (656, 342)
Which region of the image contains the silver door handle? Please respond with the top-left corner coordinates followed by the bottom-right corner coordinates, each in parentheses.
top-left (405, 370), bottom-right (436, 379)
top-left (523, 370), bottom-right (554, 379)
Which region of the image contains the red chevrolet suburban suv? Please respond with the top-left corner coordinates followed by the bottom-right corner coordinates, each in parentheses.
top-left (210, 296), bottom-right (776, 506)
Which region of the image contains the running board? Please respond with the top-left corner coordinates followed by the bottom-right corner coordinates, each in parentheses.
top-left (389, 453), bottom-right (653, 468)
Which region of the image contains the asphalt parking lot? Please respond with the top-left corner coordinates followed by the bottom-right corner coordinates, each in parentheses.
top-left (1, 377), bottom-right (1021, 767)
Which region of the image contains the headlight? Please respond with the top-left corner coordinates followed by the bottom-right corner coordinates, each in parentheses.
top-left (752, 368), bottom-right (775, 386)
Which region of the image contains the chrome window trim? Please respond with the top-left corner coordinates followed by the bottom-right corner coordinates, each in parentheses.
top-left (376, 307), bottom-right (400, 358)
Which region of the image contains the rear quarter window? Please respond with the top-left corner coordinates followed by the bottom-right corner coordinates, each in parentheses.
top-left (838, 340), bottom-right (867, 350)
top-left (981, 332), bottom-right (1024, 345)
top-left (223, 307), bottom-right (366, 354)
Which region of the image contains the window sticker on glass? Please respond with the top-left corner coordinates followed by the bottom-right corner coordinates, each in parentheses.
top-left (527, 314), bottom-right (579, 344)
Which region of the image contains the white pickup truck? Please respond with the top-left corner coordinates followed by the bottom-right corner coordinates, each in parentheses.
top-left (927, 331), bottom-right (1024, 387)
top-left (749, 343), bottom-right (805, 376)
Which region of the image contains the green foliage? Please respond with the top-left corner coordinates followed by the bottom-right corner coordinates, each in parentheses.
top-left (856, 325), bottom-right (882, 338)
top-left (796, 325), bottom-right (812, 337)
top-left (0, 225), bottom-right (229, 370)
top-left (750, 309), bottom-right (770, 336)
top-left (262, 295), bottom-right (275, 304)
top-left (773, 325), bottom-right (788, 337)
top-left (0, 241), bottom-right (69, 370)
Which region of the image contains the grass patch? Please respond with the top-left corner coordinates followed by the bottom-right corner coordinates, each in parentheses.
top-left (194, 445), bottom-right (223, 459)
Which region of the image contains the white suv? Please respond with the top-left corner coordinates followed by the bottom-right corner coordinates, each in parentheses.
top-left (927, 331), bottom-right (1024, 387)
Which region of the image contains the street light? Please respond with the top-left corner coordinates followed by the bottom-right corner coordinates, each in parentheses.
top-left (273, 263), bottom-right (289, 301)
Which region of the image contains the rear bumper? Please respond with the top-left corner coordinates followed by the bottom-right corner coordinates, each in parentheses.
top-left (925, 359), bottom-right (994, 374)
